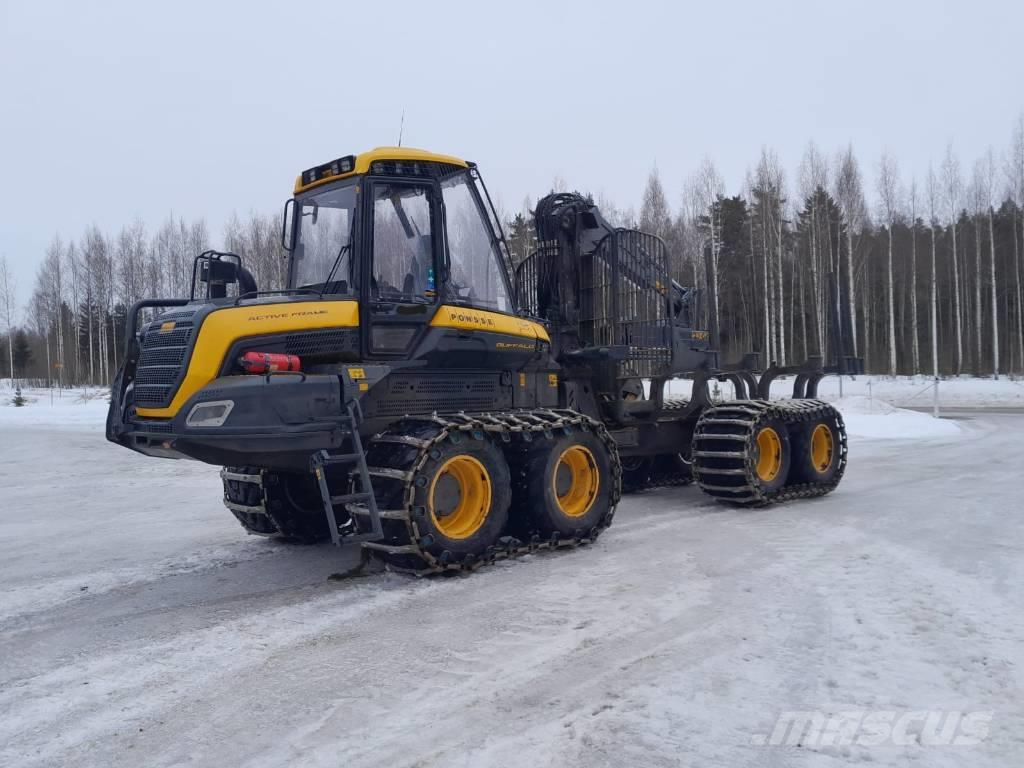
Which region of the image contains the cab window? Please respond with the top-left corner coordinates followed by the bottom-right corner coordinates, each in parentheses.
top-left (441, 173), bottom-right (510, 312)
top-left (371, 183), bottom-right (436, 302)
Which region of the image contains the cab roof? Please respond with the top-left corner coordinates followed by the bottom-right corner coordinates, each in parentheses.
top-left (294, 147), bottom-right (470, 194)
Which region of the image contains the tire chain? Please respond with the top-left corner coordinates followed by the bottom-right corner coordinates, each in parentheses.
top-left (221, 468), bottom-right (331, 542)
top-left (692, 399), bottom-right (848, 505)
top-left (352, 408), bottom-right (623, 576)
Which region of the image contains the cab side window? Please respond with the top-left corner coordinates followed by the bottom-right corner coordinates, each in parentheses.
top-left (441, 173), bottom-right (510, 312)
top-left (371, 183), bottom-right (436, 302)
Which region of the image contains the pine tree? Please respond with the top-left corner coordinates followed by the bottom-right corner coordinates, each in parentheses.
top-left (12, 385), bottom-right (26, 406)
top-left (12, 329), bottom-right (32, 377)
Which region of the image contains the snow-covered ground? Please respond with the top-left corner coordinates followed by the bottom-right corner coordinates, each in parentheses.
top-left (2, 387), bottom-right (1023, 767)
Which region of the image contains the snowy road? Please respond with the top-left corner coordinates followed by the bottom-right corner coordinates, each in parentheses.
top-left (2, 406), bottom-right (1023, 767)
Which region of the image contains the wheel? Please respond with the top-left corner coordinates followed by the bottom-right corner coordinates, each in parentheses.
top-left (513, 429), bottom-right (615, 539)
top-left (654, 450), bottom-right (694, 486)
top-left (790, 410), bottom-right (842, 484)
top-left (408, 434), bottom-right (511, 561)
top-left (223, 467), bottom-right (279, 536)
top-left (222, 466), bottom-right (332, 543)
top-left (620, 455), bottom-right (653, 491)
top-left (750, 419), bottom-right (791, 494)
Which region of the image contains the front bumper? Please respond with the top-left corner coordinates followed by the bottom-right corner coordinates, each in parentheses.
top-left (107, 373), bottom-right (350, 471)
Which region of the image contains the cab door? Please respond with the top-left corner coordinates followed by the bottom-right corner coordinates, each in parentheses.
top-left (362, 178), bottom-right (442, 357)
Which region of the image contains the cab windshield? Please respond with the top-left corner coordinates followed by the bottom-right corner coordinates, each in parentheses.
top-left (291, 181), bottom-right (356, 293)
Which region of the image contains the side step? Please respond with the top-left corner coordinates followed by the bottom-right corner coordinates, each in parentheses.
top-left (310, 402), bottom-right (383, 545)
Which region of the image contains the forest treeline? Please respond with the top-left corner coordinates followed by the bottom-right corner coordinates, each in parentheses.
top-left (2, 116), bottom-right (1023, 386)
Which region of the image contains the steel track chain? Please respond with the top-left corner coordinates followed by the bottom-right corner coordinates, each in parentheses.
top-left (353, 408), bottom-right (623, 576)
top-left (692, 399), bottom-right (848, 505)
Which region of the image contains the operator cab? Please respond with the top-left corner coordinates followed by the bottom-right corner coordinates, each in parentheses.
top-left (284, 148), bottom-right (515, 357)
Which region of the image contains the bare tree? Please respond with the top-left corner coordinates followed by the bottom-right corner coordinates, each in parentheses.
top-left (750, 152), bottom-right (788, 364)
top-left (0, 255), bottom-right (16, 381)
top-left (835, 146), bottom-right (866, 360)
top-left (685, 158), bottom-right (725, 338)
top-left (1008, 114), bottom-right (1024, 372)
top-left (908, 179), bottom-right (920, 374)
top-left (981, 149), bottom-right (999, 378)
top-left (926, 166), bottom-right (941, 379)
top-left (968, 161), bottom-right (986, 373)
top-left (798, 142), bottom-right (830, 355)
top-left (941, 145), bottom-right (964, 374)
top-left (876, 153), bottom-right (901, 375)
top-left (42, 237), bottom-right (66, 388)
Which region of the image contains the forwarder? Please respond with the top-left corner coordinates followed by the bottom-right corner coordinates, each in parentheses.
top-left (107, 147), bottom-right (860, 574)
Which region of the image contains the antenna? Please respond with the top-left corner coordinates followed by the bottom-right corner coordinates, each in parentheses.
top-left (397, 109), bottom-right (405, 147)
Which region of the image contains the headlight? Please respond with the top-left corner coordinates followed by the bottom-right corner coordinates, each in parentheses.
top-left (186, 400), bottom-right (234, 428)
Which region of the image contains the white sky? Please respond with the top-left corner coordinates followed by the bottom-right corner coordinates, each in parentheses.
top-left (2, 0), bottom-right (1022, 307)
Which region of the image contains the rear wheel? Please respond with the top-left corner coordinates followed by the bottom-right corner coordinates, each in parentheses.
top-left (751, 421), bottom-right (791, 494)
top-left (513, 429), bottom-right (615, 539)
top-left (791, 411), bottom-right (842, 484)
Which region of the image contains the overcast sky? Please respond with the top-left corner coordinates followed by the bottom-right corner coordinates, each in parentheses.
top-left (2, 0), bottom-right (1022, 307)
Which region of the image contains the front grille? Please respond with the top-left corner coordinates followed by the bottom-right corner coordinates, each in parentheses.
top-left (133, 309), bottom-right (199, 408)
top-left (138, 346), bottom-right (186, 367)
top-left (132, 419), bottom-right (174, 434)
top-left (134, 365), bottom-right (182, 386)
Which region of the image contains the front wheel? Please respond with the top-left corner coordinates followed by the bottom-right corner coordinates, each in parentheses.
top-left (222, 466), bottom-right (331, 543)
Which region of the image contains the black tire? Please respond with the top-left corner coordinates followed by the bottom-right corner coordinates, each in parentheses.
top-left (654, 451), bottom-right (694, 486)
top-left (750, 418), bottom-right (792, 494)
top-left (223, 467), bottom-right (279, 536)
top-left (790, 410), bottom-right (843, 485)
top-left (223, 466), bottom-right (331, 543)
top-left (620, 455), bottom-right (653, 492)
top-left (512, 429), bottom-right (614, 539)
top-left (406, 433), bottom-right (511, 561)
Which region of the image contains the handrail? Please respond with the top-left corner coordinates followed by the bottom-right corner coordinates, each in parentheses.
top-left (123, 299), bottom-right (190, 360)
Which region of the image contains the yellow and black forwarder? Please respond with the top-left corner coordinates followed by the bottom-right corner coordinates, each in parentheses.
top-left (107, 147), bottom-right (860, 574)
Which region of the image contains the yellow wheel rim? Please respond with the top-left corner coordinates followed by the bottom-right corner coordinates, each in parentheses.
top-left (755, 427), bottom-right (783, 482)
top-left (810, 424), bottom-right (834, 473)
top-left (428, 455), bottom-right (492, 540)
top-left (552, 445), bottom-right (600, 518)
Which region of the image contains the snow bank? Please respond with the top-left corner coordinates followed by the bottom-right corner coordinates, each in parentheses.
top-left (0, 387), bottom-right (109, 429)
top-left (834, 395), bottom-right (961, 440)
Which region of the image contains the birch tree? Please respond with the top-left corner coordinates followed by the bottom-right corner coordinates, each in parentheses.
top-left (686, 158), bottom-right (725, 338)
top-left (797, 142), bottom-right (831, 354)
top-left (968, 162), bottom-right (985, 373)
top-left (876, 153), bottom-right (900, 375)
top-left (926, 166), bottom-right (940, 379)
top-left (1008, 115), bottom-right (1024, 372)
top-left (941, 146), bottom-right (964, 374)
top-left (981, 149), bottom-right (999, 377)
top-left (0, 255), bottom-right (15, 381)
top-left (835, 147), bottom-right (866, 360)
top-left (908, 179), bottom-right (920, 374)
